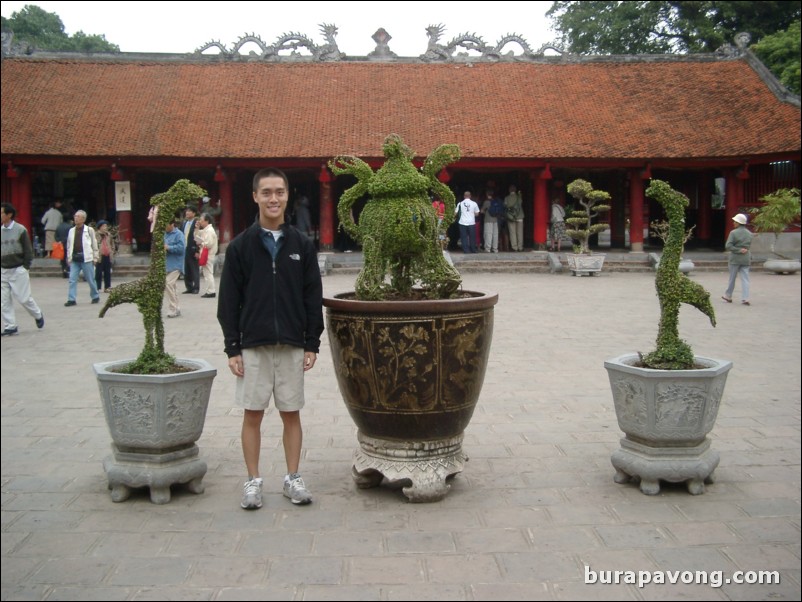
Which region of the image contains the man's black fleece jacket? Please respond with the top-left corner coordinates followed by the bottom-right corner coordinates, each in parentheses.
top-left (217, 221), bottom-right (323, 358)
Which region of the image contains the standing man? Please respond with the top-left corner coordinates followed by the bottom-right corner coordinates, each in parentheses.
top-left (94, 220), bottom-right (115, 293)
top-left (218, 168), bottom-right (324, 510)
top-left (1, 204), bottom-right (45, 335)
top-left (480, 190), bottom-right (501, 253)
top-left (550, 199), bottom-right (566, 252)
top-left (41, 199), bottom-right (63, 258)
top-left (55, 214), bottom-right (72, 278)
top-left (505, 184), bottom-right (525, 251)
top-left (64, 210), bottom-right (100, 306)
top-left (455, 191), bottom-right (480, 253)
top-left (722, 213), bottom-right (754, 306)
top-left (293, 192), bottom-right (313, 237)
top-left (182, 206), bottom-right (200, 294)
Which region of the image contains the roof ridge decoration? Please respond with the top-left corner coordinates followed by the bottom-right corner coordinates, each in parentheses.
top-left (715, 31), bottom-right (751, 57)
top-left (192, 23), bottom-right (568, 62)
top-left (420, 24), bottom-right (569, 62)
top-left (195, 23), bottom-right (344, 61)
top-left (1, 31), bottom-right (33, 58)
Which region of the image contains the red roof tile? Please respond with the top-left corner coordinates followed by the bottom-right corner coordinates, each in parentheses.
top-left (1, 57), bottom-right (799, 162)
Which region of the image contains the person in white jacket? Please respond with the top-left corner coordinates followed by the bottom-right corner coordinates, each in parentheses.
top-left (194, 212), bottom-right (219, 298)
top-left (64, 210), bottom-right (100, 306)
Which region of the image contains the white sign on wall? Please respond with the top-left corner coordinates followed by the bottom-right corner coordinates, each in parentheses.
top-left (115, 181), bottom-right (131, 211)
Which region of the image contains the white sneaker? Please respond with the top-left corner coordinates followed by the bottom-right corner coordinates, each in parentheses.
top-left (283, 475), bottom-right (312, 505)
top-left (167, 310), bottom-right (181, 318)
top-left (241, 477), bottom-right (263, 509)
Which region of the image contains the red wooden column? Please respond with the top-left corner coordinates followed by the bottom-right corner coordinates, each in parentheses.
top-left (533, 167), bottom-right (550, 248)
top-left (217, 173), bottom-right (234, 248)
top-left (629, 168), bottom-right (646, 252)
top-left (697, 174), bottom-right (712, 245)
top-left (8, 167), bottom-right (32, 232)
top-left (116, 210), bottom-right (133, 252)
top-left (318, 165), bottom-right (334, 251)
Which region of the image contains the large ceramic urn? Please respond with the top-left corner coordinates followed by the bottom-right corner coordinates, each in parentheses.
top-left (94, 359), bottom-right (216, 504)
top-left (324, 291), bottom-right (497, 502)
top-left (605, 353), bottom-right (732, 495)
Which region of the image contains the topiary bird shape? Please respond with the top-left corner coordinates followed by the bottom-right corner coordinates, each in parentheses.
top-left (329, 134), bottom-right (462, 300)
top-left (99, 179), bottom-right (206, 373)
top-left (642, 179), bottom-right (716, 370)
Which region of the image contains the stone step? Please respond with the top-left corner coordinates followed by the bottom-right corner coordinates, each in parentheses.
top-left (24, 253), bottom-right (762, 278)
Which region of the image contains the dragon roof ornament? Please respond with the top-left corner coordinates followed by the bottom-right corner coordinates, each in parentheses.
top-left (420, 24), bottom-right (570, 62)
top-left (195, 23), bottom-right (344, 61)
top-left (193, 23), bottom-right (568, 62)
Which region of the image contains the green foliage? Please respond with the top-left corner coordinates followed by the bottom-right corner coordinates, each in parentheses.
top-left (752, 21), bottom-right (801, 95)
top-left (329, 134), bottom-right (462, 300)
top-left (749, 187), bottom-right (801, 258)
top-left (2, 4), bottom-right (120, 52)
top-left (101, 179), bottom-right (206, 374)
top-left (565, 179), bottom-right (611, 254)
top-left (641, 180), bottom-right (716, 370)
top-left (650, 219), bottom-right (694, 245)
top-left (547, 1), bottom-right (800, 55)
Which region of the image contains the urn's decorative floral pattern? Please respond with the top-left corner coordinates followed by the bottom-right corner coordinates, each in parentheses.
top-left (327, 305), bottom-right (493, 440)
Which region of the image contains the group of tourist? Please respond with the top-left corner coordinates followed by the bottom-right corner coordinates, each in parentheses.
top-left (452, 183), bottom-right (529, 253)
top-left (451, 186), bottom-right (575, 254)
top-left (1, 195), bottom-right (222, 330)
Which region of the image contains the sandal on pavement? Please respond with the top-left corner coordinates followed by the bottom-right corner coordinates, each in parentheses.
top-left (742, 300), bottom-right (750, 306)
top-left (721, 296), bottom-right (732, 303)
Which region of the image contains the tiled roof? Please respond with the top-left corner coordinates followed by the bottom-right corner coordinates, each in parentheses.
top-left (1, 57), bottom-right (799, 162)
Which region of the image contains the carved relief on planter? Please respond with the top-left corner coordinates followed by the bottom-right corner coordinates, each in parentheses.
top-left (605, 353), bottom-right (731, 495)
top-left (94, 359), bottom-right (216, 504)
top-left (566, 254), bottom-right (606, 276)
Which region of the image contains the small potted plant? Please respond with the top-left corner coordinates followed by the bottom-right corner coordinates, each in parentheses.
top-left (604, 179), bottom-right (732, 495)
top-left (325, 134), bottom-right (498, 502)
top-left (749, 187), bottom-right (801, 275)
top-left (93, 179), bottom-right (217, 504)
top-left (564, 178), bottom-right (611, 275)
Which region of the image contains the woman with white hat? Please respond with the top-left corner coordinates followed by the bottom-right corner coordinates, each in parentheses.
top-left (722, 213), bottom-right (753, 306)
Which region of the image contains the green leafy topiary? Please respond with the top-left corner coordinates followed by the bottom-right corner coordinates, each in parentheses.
top-left (749, 187), bottom-right (800, 259)
top-left (99, 179), bottom-right (206, 374)
top-left (329, 134), bottom-right (462, 300)
top-left (565, 179), bottom-right (611, 254)
top-left (641, 180), bottom-right (716, 370)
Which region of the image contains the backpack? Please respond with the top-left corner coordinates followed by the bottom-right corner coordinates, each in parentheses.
top-left (488, 199), bottom-right (503, 218)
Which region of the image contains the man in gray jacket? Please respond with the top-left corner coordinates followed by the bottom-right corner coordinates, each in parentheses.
top-left (722, 213), bottom-right (754, 306)
top-left (1, 203), bottom-right (45, 335)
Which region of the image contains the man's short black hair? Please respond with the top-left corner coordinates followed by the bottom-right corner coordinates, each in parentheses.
top-left (253, 168), bottom-right (289, 193)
